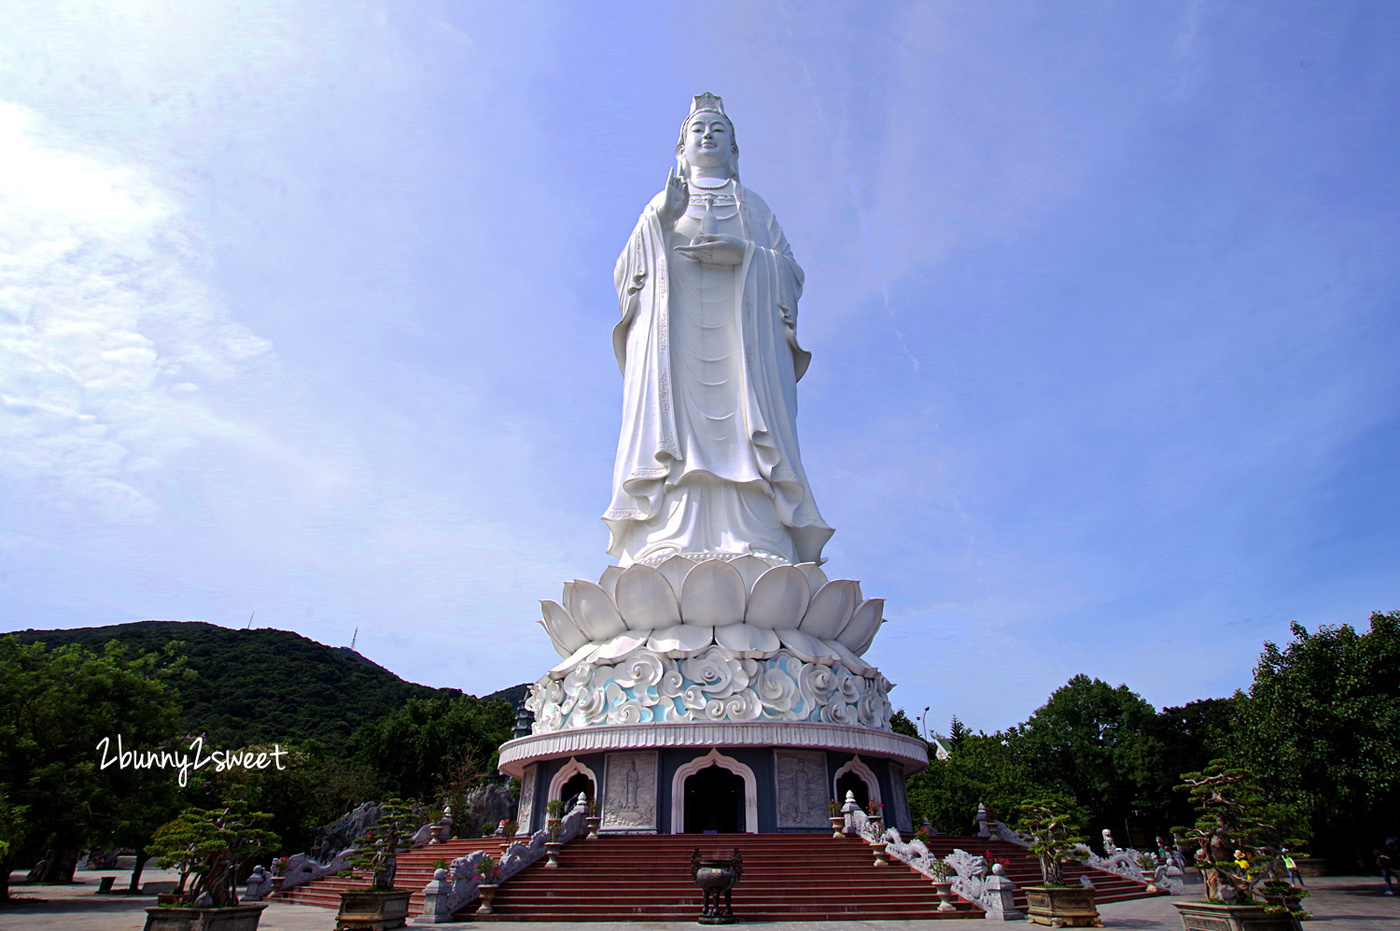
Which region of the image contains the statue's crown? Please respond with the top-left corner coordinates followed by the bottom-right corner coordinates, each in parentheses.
top-left (690, 92), bottom-right (726, 117)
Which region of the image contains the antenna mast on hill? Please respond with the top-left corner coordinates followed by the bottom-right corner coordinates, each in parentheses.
top-left (350, 627), bottom-right (358, 651)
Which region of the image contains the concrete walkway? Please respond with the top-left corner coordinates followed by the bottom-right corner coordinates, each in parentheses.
top-left (3, 868), bottom-right (1397, 930)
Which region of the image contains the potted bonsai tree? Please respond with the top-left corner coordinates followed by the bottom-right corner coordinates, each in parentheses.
top-left (334, 798), bottom-right (420, 931)
top-left (544, 814), bottom-right (563, 867)
top-left (1172, 762), bottom-right (1305, 931)
top-left (145, 793), bottom-right (280, 931)
top-left (1017, 797), bottom-right (1099, 928)
top-left (545, 798), bottom-right (565, 833)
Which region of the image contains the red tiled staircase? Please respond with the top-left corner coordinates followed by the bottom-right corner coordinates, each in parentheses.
top-left (274, 837), bottom-right (485, 914)
top-left (471, 833), bottom-right (981, 921)
top-left (275, 832), bottom-right (1161, 921)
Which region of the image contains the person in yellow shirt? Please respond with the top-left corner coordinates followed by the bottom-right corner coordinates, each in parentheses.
top-left (1282, 848), bottom-right (1305, 887)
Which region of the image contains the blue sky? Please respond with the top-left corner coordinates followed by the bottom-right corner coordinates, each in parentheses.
top-left (2, 1), bottom-right (1397, 734)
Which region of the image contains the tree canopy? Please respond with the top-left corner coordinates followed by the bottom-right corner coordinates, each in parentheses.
top-left (1231, 611), bottom-right (1400, 853)
top-left (906, 676), bottom-right (1234, 848)
top-left (0, 635), bottom-right (183, 897)
top-left (351, 694), bottom-right (514, 801)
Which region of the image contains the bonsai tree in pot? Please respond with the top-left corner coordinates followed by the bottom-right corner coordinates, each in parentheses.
top-left (1172, 762), bottom-right (1306, 931)
top-left (334, 798), bottom-right (421, 931)
top-left (1017, 797), bottom-right (1098, 928)
top-left (545, 798), bottom-right (565, 832)
top-left (146, 793), bottom-right (279, 929)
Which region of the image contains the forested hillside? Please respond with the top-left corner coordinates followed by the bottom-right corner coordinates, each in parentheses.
top-left (11, 621), bottom-right (522, 748)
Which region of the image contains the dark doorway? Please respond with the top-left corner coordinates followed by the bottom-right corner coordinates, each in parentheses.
top-left (684, 765), bottom-right (744, 833)
top-left (558, 773), bottom-right (594, 810)
top-left (835, 772), bottom-right (869, 811)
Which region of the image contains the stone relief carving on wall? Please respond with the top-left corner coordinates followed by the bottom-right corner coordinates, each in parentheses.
top-left (889, 761), bottom-right (911, 833)
top-left (775, 749), bottom-right (828, 828)
top-left (517, 765), bottom-right (536, 834)
top-left (601, 751), bottom-right (658, 832)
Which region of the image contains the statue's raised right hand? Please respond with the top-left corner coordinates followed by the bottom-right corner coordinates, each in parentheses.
top-left (657, 168), bottom-right (688, 228)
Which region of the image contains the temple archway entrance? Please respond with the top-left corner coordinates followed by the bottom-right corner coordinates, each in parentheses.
top-left (835, 771), bottom-right (870, 810)
top-left (669, 748), bottom-right (758, 834)
top-left (684, 765), bottom-right (744, 834)
top-left (558, 772), bottom-right (595, 810)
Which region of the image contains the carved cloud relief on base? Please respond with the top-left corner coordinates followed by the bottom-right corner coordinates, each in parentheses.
top-left (525, 645), bottom-right (894, 734)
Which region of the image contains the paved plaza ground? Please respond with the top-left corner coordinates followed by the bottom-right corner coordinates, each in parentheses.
top-left (3, 867), bottom-right (1397, 930)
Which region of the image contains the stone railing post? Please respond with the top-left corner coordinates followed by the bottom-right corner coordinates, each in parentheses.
top-left (982, 863), bottom-right (1023, 921)
top-left (418, 868), bottom-right (456, 924)
top-left (840, 790), bottom-right (861, 836)
top-left (243, 865), bottom-right (271, 902)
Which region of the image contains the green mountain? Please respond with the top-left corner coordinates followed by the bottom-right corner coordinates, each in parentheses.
top-left (10, 621), bottom-right (526, 751)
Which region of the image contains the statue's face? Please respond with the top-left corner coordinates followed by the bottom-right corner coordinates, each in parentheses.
top-left (681, 113), bottom-right (735, 173)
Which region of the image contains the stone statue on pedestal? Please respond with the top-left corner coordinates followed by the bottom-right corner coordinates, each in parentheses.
top-left (506, 96), bottom-right (927, 842)
top-left (603, 92), bottom-right (833, 567)
top-left (524, 94), bottom-right (894, 735)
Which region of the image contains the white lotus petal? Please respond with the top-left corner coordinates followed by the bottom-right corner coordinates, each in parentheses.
top-left (567, 579), bottom-right (627, 642)
top-left (655, 554), bottom-right (697, 594)
top-left (592, 632), bottom-right (649, 663)
top-left (561, 580), bottom-right (577, 607)
top-left (794, 562), bottom-right (828, 597)
top-left (776, 628), bottom-right (838, 664)
top-left (541, 599), bottom-right (588, 657)
top-left (598, 565), bottom-right (624, 602)
top-left (548, 641), bottom-right (597, 677)
top-left (799, 579), bottom-right (859, 640)
top-left (728, 555), bottom-right (772, 594)
top-left (680, 559), bottom-right (747, 627)
top-left (826, 639), bottom-right (876, 676)
top-left (614, 564), bottom-right (681, 631)
top-left (745, 565), bottom-right (810, 629)
top-left (837, 598), bottom-right (885, 655)
top-left (715, 624), bottom-right (781, 657)
top-left (647, 624), bottom-right (715, 657)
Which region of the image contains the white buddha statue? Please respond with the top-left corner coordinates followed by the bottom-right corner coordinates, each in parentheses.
top-left (603, 93), bottom-right (833, 567)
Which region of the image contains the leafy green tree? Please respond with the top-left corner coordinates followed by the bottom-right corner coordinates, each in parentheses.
top-left (351, 695), bottom-right (513, 801)
top-left (0, 636), bottom-right (183, 899)
top-left (0, 791), bottom-right (26, 866)
top-left (1013, 674), bottom-right (1157, 845)
top-left (1129, 697), bottom-right (1238, 842)
top-left (1229, 611), bottom-right (1400, 857)
top-left (906, 730), bottom-right (1056, 834)
top-left (890, 708), bottom-right (919, 739)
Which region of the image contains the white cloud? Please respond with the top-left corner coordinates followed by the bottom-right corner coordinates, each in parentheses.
top-left (0, 101), bottom-right (271, 519)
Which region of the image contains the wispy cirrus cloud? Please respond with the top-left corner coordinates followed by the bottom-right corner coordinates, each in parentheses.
top-left (0, 101), bottom-right (271, 520)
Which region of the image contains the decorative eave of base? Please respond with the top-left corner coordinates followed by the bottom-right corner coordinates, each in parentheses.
top-left (497, 721), bottom-right (930, 778)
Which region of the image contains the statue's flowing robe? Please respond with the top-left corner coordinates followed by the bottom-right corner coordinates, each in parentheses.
top-left (603, 182), bottom-right (833, 566)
